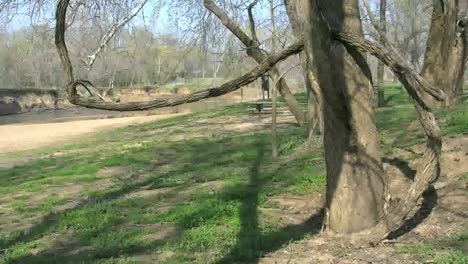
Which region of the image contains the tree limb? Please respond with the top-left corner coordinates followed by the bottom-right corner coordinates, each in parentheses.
top-left (67, 43), bottom-right (302, 110)
top-left (203, 0), bottom-right (256, 50)
top-left (332, 31), bottom-right (446, 102)
top-left (55, 0), bottom-right (303, 111)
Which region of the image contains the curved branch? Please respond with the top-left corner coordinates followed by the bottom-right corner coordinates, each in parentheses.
top-left (332, 30), bottom-right (442, 245)
top-left (68, 42), bottom-right (301, 110)
top-left (332, 31), bottom-right (446, 102)
top-left (56, 0), bottom-right (302, 111)
top-left (55, 0), bottom-right (303, 111)
top-left (66, 43), bottom-right (302, 111)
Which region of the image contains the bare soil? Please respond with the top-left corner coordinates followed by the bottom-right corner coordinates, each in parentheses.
top-left (260, 135), bottom-right (468, 263)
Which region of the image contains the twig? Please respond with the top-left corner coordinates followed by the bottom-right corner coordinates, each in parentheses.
top-left (362, 0), bottom-right (381, 36)
top-left (85, 0), bottom-right (148, 70)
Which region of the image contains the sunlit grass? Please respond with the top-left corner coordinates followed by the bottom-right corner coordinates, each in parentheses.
top-left (0, 88), bottom-right (466, 263)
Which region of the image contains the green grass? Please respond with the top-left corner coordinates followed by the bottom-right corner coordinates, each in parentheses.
top-left (398, 232), bottom-right (468, 263)
top-left (0, 113), bottom-right (323, 263)
top-left (0, 87), bottom-right (466, 263)
top-left (377, 86), bottom-right (468, 153)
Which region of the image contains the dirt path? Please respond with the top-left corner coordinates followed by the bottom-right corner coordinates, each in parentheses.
top-left (0, 114), bottom-right (182, 154)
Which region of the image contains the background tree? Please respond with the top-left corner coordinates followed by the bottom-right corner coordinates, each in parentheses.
top-left (421, 0), bottom-right (467, 107)
top-left (203, 0), bottom-right (307, 127)
top-left (377, 0), bottom-right (386, 107)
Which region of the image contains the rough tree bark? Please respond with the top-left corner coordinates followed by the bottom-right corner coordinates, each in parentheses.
top-left (421, 0), bottom-right (467, 107)
top-left (284, 1), bottom-right (323, 135)
top-left (286, 0), bottom-right (386, 234)
top-left (333, 31), bottom-right (443, 243)
top-left (55, 0), bottom-right (303, 111)
top-left (203, 0), bottom-right (306, 127)
top-left (285, 0), bottom-right (444, 243)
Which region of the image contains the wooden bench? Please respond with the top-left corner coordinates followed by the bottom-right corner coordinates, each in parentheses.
top-left (248, 101), bottom-right (272, 113)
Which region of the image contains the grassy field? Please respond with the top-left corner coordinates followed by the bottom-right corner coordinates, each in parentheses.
top-left (0, 87), bottom-right (467, 263)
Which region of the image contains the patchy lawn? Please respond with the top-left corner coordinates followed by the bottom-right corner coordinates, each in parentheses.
top-left (0, 89), bottom-right (467, 263)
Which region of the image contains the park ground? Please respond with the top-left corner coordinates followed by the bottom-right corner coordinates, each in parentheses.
top-left (0, 87), bottom-right (467, 263)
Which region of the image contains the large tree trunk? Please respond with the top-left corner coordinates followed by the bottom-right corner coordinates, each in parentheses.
top-left (333, 30), bottom-right (443, 244)
top-left (421, 0), bottom-right (467, 107)
top-left (286, 0), bottom-right (385, 234)
top-left (286, 0), bottom-right (444, 243)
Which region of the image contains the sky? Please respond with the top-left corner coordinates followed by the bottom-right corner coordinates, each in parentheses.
top-left (2, 0), bottom-right (383, 37)
top-left (3, 0), bottom-right (174, 34)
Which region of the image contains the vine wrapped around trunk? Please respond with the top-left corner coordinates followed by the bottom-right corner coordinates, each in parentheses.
top-left (332, 30), bottom-right (443, 244)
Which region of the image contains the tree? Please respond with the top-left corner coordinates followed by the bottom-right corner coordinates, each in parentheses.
top-left (54, 0), bottom-right (446, 245)
top-left (286, 0), bottom-right (386, 234)
top-left (270, 0), bottom-right (278, 159)
top-left (421, 0), bottom-right (467, 107)
top-left (285, 0), bottom-right (445, 243)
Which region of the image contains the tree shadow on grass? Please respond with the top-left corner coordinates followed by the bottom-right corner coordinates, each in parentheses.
top-left (388, 186), bottom-right (438, 240)
top-left (216, 140), bottom-right (323, 264)
top-left (2, 131), bottom-right (322, 263)
top-left (382, 157), bottom-right (417, 180)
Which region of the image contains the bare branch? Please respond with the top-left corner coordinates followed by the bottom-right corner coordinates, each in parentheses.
top-left (67, 42), bottom-right (303, 111)
top-left (361, 0), bottom-right (381, 35)
top-left (203, 0), bottom-right (256, 50)
top-left (85, 0), bottom-right (149, 71)
top-left (203, 0), bottom-right (307, 126)
top-left (274, 61), bottom-right (302, 85)
top-left (247, 0), bottom-right (260, 46)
